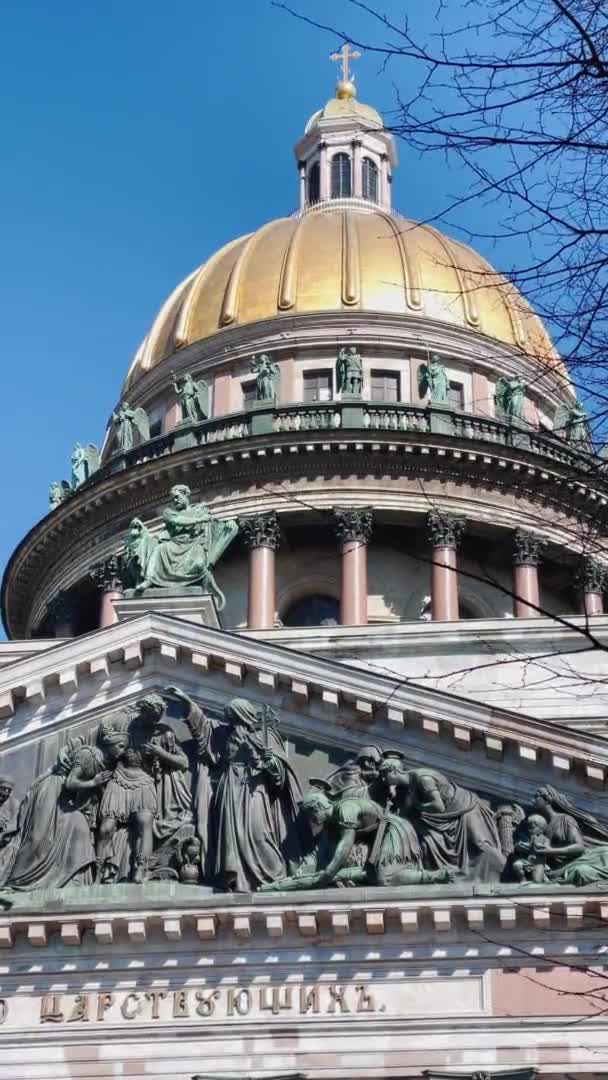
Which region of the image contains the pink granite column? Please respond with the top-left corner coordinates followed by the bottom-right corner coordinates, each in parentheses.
top-left (513, 529), bottom-right (546, 618)
top-left (579, 558), bottom-right (605, 616)
top-left (240, 512), bottom-right (282, 630)
top-left (427, 509), bottom-right (465, 621)
top-left (334, 508), bottom-right (373, 626)
top-left (91, 557), bottom-right (124, 628)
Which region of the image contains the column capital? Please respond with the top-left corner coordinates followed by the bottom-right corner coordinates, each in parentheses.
top-left (90, 555), bottom-right (126, 592)
top-left (46, 591), bottom-right (76, 632)
top-left (513, 529), bottom-right (547, 567)
top-left (240, 511), bottom-right (283, 551)
top-left (333, 507), bottom-right (373, 546)
top-left (577, 556), bottom-right (607, 593)
top-left (427, 509), bottom-right (465, 549)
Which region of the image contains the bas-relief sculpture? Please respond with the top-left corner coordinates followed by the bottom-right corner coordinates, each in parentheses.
top-left (418, 353), bottom-right (449, 404)
top-left (122, 484), bottom-right (238, 609)
top-left (336, 346), bottom-right (363, 396)
top-left (2, 698), bottom-right (608, 898)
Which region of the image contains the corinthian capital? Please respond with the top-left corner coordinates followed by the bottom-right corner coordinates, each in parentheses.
top-left (577, 556), bottom-right (607, 594)
top-left (426, 509), bottom-right (465, 549)
top-left (239, 512), bottom-right (283, 551)
top-left (90, 555), bottom-right (126, 592)
top-left (333, 507), bottom-right (373, 545)
top-left (513, 529), bottom-right (547, 567)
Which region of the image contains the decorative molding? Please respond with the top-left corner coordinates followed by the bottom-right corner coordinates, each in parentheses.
top-left (0, 890), bottom-right (603, 952)
top-left (427, 509), bottom-right (465, 549)
top-left (333, 506), bottom-right (373, 545)
top-left (239, 511), bottom-right (283, 551)
top-left (513, 529), bottom-right (547, 567)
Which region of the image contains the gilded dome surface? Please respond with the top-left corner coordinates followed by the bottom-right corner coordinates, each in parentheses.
top-left (124, 205), bottom-right (557, 390)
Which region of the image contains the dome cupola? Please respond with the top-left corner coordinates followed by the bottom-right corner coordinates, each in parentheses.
top-left (294, 44), bottom-right (396, 211)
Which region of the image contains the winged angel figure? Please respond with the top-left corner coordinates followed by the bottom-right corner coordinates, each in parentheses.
top-left (71, 442), bottom-right (100, 488)
top-left (554, 401), bottom-right (588, 444)
top-left (418, 353), bottom-right (449, 404)
top-left (494, 375), bottom-right (525, 421)
top-left (172, 371), bottom-right (209, 425)
top-left (111, 402), bottom-right (150, 454)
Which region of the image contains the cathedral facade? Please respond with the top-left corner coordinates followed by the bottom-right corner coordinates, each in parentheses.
top-left (1, 58), bottom-right (608, 1080)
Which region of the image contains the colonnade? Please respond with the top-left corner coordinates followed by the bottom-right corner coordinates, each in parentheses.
top-left (83, 510), bottom-right (607, 632)
top-left (237, 509), bottom-right (606, 630)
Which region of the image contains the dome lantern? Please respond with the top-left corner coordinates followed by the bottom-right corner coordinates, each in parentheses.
top-left (294, 46), bottom-right (397, 212)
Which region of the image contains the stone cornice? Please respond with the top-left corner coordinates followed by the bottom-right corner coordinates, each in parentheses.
top-left (0, 613), bottom-right (606, 796)
top-left (0, 884), bottom-right (604, 952)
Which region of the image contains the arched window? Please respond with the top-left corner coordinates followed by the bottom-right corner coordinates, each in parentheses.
top-left (307, 161), bottom-right (320, 204)
top-left (282, 594), bottom-right (339, 627)
top-left (362, 157), bottom-right (378, 202)
top-left (331, 153), bottom-right (351, 198)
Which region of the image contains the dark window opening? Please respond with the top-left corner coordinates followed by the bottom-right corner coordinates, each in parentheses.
top-left (371, 371), bottom-right (400, 402)
top-left (283, 594), bottom-right (340, 627)
top-left (331, 153), bottom-right (351, 198)
top-left (448, 380), bottom-right (465, 410)
top-left (303, 370), bottom-right (333, 403)
top-left (308, 162), bottom-right (320, 204)
top-left (362, 157), bottom-right (378, 202)
top-left (149, 419), bottom-right (162, 438)
top-left (242, 381), bottom-right (257, 408)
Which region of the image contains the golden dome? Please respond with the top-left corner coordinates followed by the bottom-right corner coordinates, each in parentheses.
top-left (304, 95), bottom-right (383, 133)
top-left (124, 205), bottom-right (557, 390)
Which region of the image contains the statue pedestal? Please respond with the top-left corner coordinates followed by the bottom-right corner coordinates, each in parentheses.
top-left (114, 591), bottom-right (221, 628)
top-left (427, 403), bottom-right (454, 435)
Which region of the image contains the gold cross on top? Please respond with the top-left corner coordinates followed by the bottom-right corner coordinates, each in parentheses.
top-left (330, 43), bottom-right (361, 83)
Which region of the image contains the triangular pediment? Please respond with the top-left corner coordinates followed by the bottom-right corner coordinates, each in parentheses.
top-left (0, 612), bottom-right (605, 816)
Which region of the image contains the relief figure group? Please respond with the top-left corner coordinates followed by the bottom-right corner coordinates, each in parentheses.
top-left (0, 692), bottom-right (606, 896)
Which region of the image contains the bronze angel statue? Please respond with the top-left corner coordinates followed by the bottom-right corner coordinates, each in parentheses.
top-left (71, 442), bottom-right (100, 488)
top-left (111, 402), bottom-right (150, 454)
top-left (418, 353), bottom-right (449, 404)
top-left (172, 371), bottom-right (209, 425)
top-left (49, 480), bottom-right (72, 510)
top-left (251, 354), bottom-right (280, 402)
top-left (495, 375), bottom-right (525, 421)
top-left (554, 401), bottom-right (588, 444)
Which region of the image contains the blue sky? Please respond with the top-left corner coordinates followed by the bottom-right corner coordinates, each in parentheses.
top-left (0, 0), bottom-right (500, 609)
